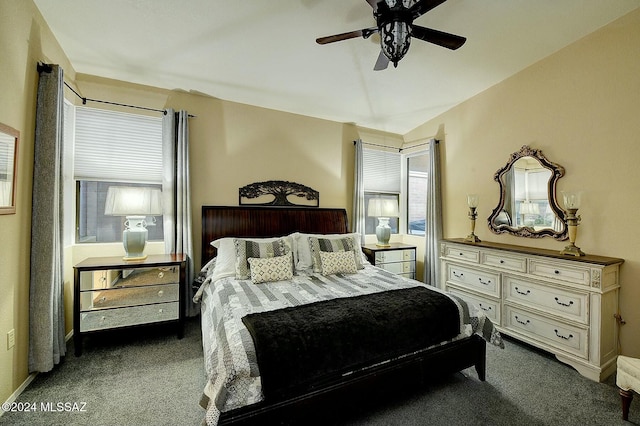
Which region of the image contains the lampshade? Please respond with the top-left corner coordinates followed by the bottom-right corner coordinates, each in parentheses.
top-left (104, 186), bottom-right (162, 216)
top-left (368, 198), bottom-right (399, 218)
top-left (562, 190), bottom-right (582, 209)
top-left (467, 194), bottom-right (479, 208)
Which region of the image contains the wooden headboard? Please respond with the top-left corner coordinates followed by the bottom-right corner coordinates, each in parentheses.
top-left (201, 206), bottom-right (349, 267)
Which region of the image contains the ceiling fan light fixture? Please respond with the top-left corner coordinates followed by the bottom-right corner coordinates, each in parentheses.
top-left (381, 20), bottom-right (411, 67)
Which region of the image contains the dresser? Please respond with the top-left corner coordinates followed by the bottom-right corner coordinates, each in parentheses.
top-left (440, 238), bottom-right (623, 382)
top-left (362, 243), bottom-right (416, 279)
top-left (73, 254), bottom-right (186, 356)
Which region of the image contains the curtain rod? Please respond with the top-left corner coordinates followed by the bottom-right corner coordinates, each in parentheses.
top-left (354, 139), bottom-right (437, 152)
top-left (37, 62), bottom-right (196, 118)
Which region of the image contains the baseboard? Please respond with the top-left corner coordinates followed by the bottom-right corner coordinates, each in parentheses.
top-left (0, 330), bottom-right (75, 418)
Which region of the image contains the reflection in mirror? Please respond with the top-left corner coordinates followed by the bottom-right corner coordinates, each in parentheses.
top-left (0, 123), bottom-right (19, 215)
top-left (488, 145), bottom-right (568, 240)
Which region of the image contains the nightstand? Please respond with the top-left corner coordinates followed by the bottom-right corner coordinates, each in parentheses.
top-left (73, 253), bottom-right (186, 356)
top-left (362, 243), bottom-right (417, 279)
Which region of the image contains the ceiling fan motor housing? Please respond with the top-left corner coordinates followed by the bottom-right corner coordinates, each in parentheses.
top-left (377, 3), bottom-right (414, 66)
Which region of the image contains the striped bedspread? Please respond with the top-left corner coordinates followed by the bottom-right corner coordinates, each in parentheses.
top-left (197, 264), bottom-right (503, 425)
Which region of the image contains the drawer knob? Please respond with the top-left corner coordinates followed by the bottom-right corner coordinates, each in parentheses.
top-left (158, 308), bottom-right (164, 313)
top-left (158, 271), bottom-right (165, 278)
top-left (459, 252), bottom-right (464, 256)
top-left (514, 287), bottom-right (531, 296)
top-left (554, 297), bottom-right (574, 307)
top-left (158, 290), bottom-right (164, 297)
top-left (500, 260), bottom-right (505, 264)
top-left (515, 315), bottom-right (530, 326)
top-left (554, 329), bottom-right (574, 340)
top-left (554, 270), bottom-right (560, 274)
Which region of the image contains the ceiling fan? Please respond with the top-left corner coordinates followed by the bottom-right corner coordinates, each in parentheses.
top-left (316, 0), bottom-right (466, 70)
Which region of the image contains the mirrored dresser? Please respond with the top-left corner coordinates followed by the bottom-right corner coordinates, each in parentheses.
top-left (73, 253), bottom-right (186, 356)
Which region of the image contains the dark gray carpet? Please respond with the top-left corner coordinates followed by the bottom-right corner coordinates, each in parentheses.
top-left (1, 318), bottom-right (636, 426)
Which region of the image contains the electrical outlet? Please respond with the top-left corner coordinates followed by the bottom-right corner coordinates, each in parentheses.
top-left (7, 329), bottom-right (15, 349)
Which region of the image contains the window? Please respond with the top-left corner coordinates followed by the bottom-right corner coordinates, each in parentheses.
top-left (407, 152), bottom-right (429, 235)
top-left (363, 148), bottom-right (401, 234)
top-left (70, 106), bottom-right (164, 243)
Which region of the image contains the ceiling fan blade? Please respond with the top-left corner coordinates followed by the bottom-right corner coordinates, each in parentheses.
top-left (316, 27), bottom-right (377, 45)
top-left (409, 0), bottom-right (448, 19)
top-left (373, 50), bottom-right (389, 71)
top-left (411, 25), bottom-right (466, 50)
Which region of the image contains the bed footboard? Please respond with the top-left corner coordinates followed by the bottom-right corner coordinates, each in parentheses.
top-left (218, 334), bottom-right (486, 425)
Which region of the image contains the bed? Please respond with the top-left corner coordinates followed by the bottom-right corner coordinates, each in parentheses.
top-left (195, 206), bottom-right (503, 425)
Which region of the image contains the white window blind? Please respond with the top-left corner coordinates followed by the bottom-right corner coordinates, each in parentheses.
top-left (73, 107), bottom-right (163, 183)
top-left (363, 148), bottom-right (401, 193)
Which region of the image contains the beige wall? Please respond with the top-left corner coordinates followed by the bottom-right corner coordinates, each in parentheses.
top-left (0, 0), bottom-right (76, 404)
top-left (405, 9), bottom-right (640, 358)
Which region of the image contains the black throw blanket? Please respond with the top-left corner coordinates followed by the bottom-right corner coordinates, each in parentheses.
top-left (242, 286), bottom-right (460, 400)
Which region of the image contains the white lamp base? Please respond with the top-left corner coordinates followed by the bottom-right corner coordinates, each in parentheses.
top-left (375, 217), bottom-right (391, 247)
top-left (122, 216), bottom-right (148, 260)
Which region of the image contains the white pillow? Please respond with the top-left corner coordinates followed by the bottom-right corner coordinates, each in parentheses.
top-left (294, 232), bottom-right (368, 270)
top-left (319, 250), bottom-right (357, 275)
top-left (247, 252), bottom-right (294, 284)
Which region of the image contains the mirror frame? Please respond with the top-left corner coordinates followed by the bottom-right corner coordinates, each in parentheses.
top-left (0, 122), bottom-right (19, 215)
top-left (488, 145), bottom-right (568, 240)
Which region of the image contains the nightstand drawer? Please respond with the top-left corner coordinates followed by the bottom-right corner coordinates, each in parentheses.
top-left (377, 261), bottom-right (415, 275)
top-left (374, 249), bottom-right (415, 263)
top-left (80, 302), bottom-right (179, 332)
top-left (445, 264), bottom-right (500, 297)
top-left (503, 305), bottom-right (588, 359)
top-left (80, 283), bottom-right (179, 311)
top-left (503, 276), bottom-right (588, 324)
top-left (79, 266), bottom-right (179, 291)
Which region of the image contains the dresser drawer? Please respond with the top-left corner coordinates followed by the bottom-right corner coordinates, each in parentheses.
top-left (480, 251), bottom-right (527, 273)
top-left (529, 259), bottom-right (590, 287)
top-left (503, 305), bottom-right (588, 359)
top-left (445, 264), bottom-right (500, 297)
top-left (81, 283), bottom-right (180, 311)
top-left (503, 276), bottom-right (588, 324)
top-left (447, 288), bottom-right (500, 324)
top-left (442, 244), bottom-right (480, 263)
top-left (80, 302), bottom-right (179, 332)
top-left (374, 249), bottom-right (415, 263)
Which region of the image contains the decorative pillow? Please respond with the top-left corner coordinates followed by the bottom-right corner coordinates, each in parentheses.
top-left (247, 252), bottom-right (294, 284)
top-left (308, 236), bottom-right (364, 273)
top-left (234, 237), bottom-right (292, 279)
top-left (294, 232), bottom-right (369, 270)
top-left (319, 250), bottom-right (357, 275)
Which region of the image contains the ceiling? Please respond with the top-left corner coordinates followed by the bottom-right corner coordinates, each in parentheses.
top-left (33, 0), bottom-right (639, 135)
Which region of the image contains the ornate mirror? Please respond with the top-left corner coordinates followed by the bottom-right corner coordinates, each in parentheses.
top-left (488, 145), bottom-right (567, 240)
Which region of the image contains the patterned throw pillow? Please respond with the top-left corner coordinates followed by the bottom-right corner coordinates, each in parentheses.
top-left (308, 236), bottom-right (363, 273)
top-left (247, 252), bottom-right (294, 284)
top-left (319, 250), bottom-right (357, 275)
top-left (234, 237), bottom-right (291, 279)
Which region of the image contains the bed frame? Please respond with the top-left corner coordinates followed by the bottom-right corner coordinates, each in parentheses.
top-left (200, 205), bottom-right (487, 425)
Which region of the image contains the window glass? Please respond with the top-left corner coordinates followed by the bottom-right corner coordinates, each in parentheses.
top-left (407, 153), bottom-right (429, 235)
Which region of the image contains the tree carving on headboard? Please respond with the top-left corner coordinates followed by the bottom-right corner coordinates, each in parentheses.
top-left (239, 181), bottom-right (319, 207)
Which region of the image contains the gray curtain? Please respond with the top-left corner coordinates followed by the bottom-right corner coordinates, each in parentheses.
top-left (162, 109), bottom-right (196, 317)
top-left (352, 139), bottom-right (365, 244)
top-left (423, 139), bottom-right (443, 286)
top-left (29, 64), bottom-right (66, 372)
